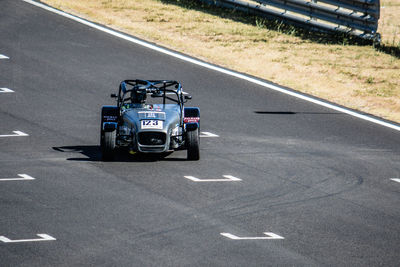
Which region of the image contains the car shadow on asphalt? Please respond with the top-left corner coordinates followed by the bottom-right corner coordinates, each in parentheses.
top-left (52, 146), bottom-right (187, 162)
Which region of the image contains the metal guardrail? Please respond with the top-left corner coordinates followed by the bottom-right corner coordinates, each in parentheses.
top-left (199, 0), bottom-right (380, 42)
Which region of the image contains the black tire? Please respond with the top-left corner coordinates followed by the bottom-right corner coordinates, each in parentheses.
top-left (186, 129), bottom-right (200, 160)
top-left (102, 130), bottom-right (116, 160)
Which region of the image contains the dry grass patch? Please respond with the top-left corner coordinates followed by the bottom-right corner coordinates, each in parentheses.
top-left (42, 0), bottom-right (400, 123)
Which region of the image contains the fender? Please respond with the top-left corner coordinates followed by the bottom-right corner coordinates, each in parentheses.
top-left (103, 122), bottom-right (118, 132)
top-left (102, 106), bottom-right (119, 122)
top-left (101, 106), bottom-right (119, 132)
top-left (184, 107), bottom-right (200, 126)
top-left (185, 122), bottom-right (199, 131)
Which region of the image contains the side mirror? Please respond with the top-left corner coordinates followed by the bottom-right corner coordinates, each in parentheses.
top-left (184, 95), bottom-right (192, 100)
top-left (110, 93), bottom-right (117, 98)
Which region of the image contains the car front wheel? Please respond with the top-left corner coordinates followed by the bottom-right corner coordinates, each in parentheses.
top-left (102, 130), bottom-right (116, 160)
top-left (186, 129), bottom-right (200, 160)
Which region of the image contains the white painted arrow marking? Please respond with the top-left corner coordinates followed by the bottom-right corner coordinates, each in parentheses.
top-left (0, 234), bottom-right (56, 243)
top-left (0, 88), bottom-right (14, 93)
top-left (0, 54), bottom-right (9, 59)
top-left (221, 232), bottom-right (284, 240)
top-left (0, 131), bottom-right (29, 137)
top-left (184, 175), bottom-right (242, 182)
top-left (200, 132), bottom-right (219, 138)
top-left (390, 178), bottom-right (400, 183)
top-left (0, 174), bottom-right (35, 182)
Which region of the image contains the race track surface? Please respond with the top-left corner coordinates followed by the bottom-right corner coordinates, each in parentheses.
top-left (1, 1), bottom-right (400, 266)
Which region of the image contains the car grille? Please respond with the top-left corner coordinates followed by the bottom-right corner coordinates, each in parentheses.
top-left (138, 132), bottom-right (166, 146)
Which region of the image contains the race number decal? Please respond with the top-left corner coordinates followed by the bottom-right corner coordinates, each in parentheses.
top-left (141, 120), bottom-right (163, 129)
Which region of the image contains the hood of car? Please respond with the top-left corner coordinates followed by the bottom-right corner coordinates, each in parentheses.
top-left (122, 104), bottom-right (181, 132)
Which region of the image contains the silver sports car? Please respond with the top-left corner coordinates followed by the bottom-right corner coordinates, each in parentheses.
top-left (100, 80), bottom-right (200, 160)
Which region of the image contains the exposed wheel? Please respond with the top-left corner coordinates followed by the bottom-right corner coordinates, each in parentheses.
top-left (186, 129), bottom-right (200, 160)
top-left (101, 130), bottom-right (116, 160)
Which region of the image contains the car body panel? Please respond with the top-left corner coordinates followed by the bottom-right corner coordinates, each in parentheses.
top-left (121, 104), bottom-right (182, 153)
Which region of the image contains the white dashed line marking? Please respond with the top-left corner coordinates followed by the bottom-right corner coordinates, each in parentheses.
top-left (0, 131), bottom-right (29, 137)
top-left (0, 88), bottom-right (14, 93)
top-left (390, 178), bottom-right (400, 183)
top-left (221, 232), bottom-right (284, 240)
top-left (0, 234), bottom-right (56, 243)
top-left (184, 175), bottom-right (242, 182)
top-left (200, 132), bottom-right (219, 138)
top-left (0, 54), bottom-right (9, 59)
top-left (166, 91), bottom-right (188, 95)
top-left (0, 174), bottom-right (36, 182)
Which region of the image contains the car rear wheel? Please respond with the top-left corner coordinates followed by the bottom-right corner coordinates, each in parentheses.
top-left (187, 129), bottom-right (200, 160)
top-left (102, 130), bottom-right (116, 160)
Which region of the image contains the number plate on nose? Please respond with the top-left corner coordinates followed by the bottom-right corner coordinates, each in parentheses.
top-left (141, 120), bottom-right (163, 129)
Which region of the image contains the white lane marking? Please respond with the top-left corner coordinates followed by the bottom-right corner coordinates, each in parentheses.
top-left (0, 88), bottom-right (14, 93)
top-left (184, 175), bottom-right (242, 182)
top-left (166, 91), bottom-right (188, 95)
top-left (221, 232), bottom-right (284, 240)
top-left (200, 132), bottom-right (219, 138)
top-left (0, 234), bottom-right (56, 243)
top-left (0, 174), bottom-right (36, 181)
top-left (0, 174), bottom-right (35, 181)
top-left (0, 54), bottom-right (9, 59)
top-left (390, 178), bottom-right (400, 183)
top-left (23, 0), bottom-right (400, 132)
top-left (0, 131), bottom-right (29, 138)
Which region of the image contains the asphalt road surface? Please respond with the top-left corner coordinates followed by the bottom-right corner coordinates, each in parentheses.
top-left (1, 0), bottom-right (399, 266)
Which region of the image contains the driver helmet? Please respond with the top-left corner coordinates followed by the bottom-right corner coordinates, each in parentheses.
top-left (131, 88), bottom-right (147, 104)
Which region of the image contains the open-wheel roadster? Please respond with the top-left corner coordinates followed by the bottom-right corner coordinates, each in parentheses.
top-left (100, 80), bottom-right (200, 160)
